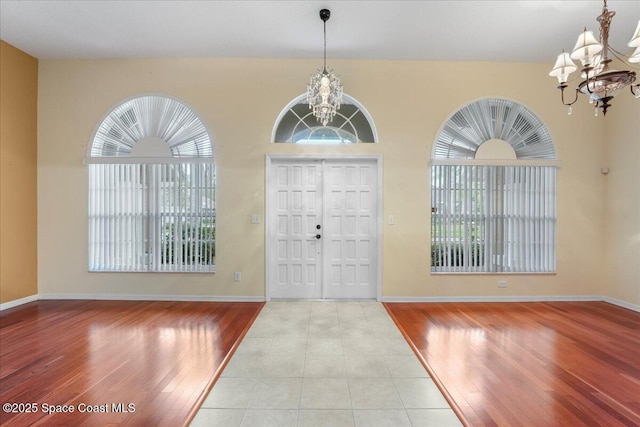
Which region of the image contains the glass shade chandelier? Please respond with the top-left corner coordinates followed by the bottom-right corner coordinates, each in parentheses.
top-left (549, 0), bottom-right (640, 116)
top-left (307, 9), bottom-right (343, 126)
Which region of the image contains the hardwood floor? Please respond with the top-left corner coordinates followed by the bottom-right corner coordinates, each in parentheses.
top-left (0, 300), bottom-right (263, 426)
top-left (384, 301), bottom-right (640, 427)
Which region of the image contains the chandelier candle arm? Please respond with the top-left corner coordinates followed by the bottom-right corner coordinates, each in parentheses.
top-left (549, 0), bottom-right (637, 116)
top-left (307, 8), bottom-right (343, 126)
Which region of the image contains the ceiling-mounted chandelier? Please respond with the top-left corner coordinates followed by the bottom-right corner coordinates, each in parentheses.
top-left (307, 8), bottom-right (343, 126)
top-left (549, 0), bottom-right (640, 116)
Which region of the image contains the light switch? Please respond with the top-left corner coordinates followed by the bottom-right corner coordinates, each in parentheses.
top-left (388, 215), bottom-right (395, 225)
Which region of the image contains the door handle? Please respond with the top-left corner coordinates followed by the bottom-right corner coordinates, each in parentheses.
top-left (316, 234), bottom-right (321, 239)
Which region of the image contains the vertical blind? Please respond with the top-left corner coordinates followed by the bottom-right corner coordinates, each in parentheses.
top-left (88, 163), bottom-right (216, 272)
top-left (431, 165), bottom-right (556, 273)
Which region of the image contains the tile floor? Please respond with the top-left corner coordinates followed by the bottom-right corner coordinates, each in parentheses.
top-left (190, 301), bottom-right (462, 427)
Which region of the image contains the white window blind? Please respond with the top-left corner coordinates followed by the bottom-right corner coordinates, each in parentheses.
top-left (88, 163), bottom-right (215, 272)
top-left (431, 165), bottom-right (556, 273)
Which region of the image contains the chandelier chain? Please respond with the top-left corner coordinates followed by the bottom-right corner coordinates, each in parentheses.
top-left (323, 18), bottom-right (327, 71)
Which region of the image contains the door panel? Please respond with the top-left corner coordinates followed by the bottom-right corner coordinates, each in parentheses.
top-left (269, 158), bottom-right (378, 300)
top-left (324, 162), bottom-right (377, 299)
top-left (272, 161), bottom-right (323, 299)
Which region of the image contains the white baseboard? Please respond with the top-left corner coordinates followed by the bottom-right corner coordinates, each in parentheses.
top-left (0, 294), bottom-right (38, 311)
top-left (381, 295), bottom-right (640, 313)
top-left (381, 295), bottom-right (604, 303)
top-left (3, 294), bottom-right (637, 312)
top-left (603, 297), bottom-right (640, 313)
top-left (37, 293), bottom-right (266, 302)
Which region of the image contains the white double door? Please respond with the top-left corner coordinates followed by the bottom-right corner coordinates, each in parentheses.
top-left (268, 158), bottom-right (379, 300)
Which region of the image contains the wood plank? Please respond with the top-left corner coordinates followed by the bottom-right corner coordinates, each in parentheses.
top-left (0, 300), bottom-right (263, 426)
top-left (384, 301), bottom-right (640, 427)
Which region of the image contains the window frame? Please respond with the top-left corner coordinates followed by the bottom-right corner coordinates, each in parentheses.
top-left (431, 163), bottom-right (557, 274)
top-left (86, 94), bottom-right (216, 273)
top-left (271, 93), bottom-right (378, 144)
top-left (430, 98), bottom-right (559, 274)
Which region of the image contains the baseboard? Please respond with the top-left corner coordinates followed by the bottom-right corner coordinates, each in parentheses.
top-left (381, 295), bottom-right (604, 303)
top-left (603, 297), bottom-right (640, 313)
top-left (37, 293), bottom-right (266, 302)
top-left (4, 293), bottom-right (637, 311)
top-left (0, 294), bottom-right (38, 311)
top-left (382, 295), bottom-right (640, 313)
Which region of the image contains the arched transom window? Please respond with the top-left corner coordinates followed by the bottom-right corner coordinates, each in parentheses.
top-left (86, 94), bottom-right (216, 272)
top-left (273, 93), bottom-right (377, 144)
top-left (431, 98), bottom-right (558, 273)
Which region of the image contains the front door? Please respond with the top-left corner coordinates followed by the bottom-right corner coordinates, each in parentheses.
top-left (268, 158), bottom-right (379, 300)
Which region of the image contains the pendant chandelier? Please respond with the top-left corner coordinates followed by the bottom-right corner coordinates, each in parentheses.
top-left (307, 8), bottom-right (343, 126)
top-left (549, 0), bottom-right (640, 116)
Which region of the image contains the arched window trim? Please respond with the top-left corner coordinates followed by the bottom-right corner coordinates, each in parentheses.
top-left (271, 93), bottom-right (378, 143)
top-left (85, 92), bottom-right (215, 162)
top-left (85, 93), bottom-right (216, 273)
top-left (431, 97), bottom-right (560, 167)
top-left (430, 97), bottom-right (557, 274)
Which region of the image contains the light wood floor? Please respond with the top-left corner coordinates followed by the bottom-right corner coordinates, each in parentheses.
top-left (0, 300), bottom-right (263, 426)
top-left (384, 301), bottom-right (640, 427)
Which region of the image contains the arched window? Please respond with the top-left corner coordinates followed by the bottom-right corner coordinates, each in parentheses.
top-left (431, 98), bottom-right (558, 273)
top-left (272, 93), bottom-right (377, 144)
top-left (86, 94), bottom-right (216, 272)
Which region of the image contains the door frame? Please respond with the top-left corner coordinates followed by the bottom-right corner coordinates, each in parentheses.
top-left (265, 154), bottom-right (383, 301)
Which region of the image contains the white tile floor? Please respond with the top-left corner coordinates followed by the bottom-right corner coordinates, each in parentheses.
top-left (190, 301), bottom-right (462, 427)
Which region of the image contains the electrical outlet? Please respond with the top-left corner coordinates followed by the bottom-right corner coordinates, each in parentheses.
top-left (234, 272), bottom-right (241, 282)
top-left (251, 214), bottom-right (260, 224)
top-left (498, 280), bottom-right (507, 288)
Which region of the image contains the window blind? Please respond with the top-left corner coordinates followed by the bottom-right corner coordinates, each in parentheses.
top-left (88, 163), bottom-right (215, 272)
top-left (431, 165), bottom-right (556, 273)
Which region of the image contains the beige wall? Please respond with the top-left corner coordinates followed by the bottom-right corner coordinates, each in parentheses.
top-left (0, 41), bottom-right (38, 304)
top-left (604, 79), bottom-right (640, 306)
top-left (36, 57), bottom-right (618, 300)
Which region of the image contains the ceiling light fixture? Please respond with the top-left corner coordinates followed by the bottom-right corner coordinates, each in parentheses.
top-left (307, 8), bottom-right (343, 126)
top-left (549, 0), bottom-right (640, 116)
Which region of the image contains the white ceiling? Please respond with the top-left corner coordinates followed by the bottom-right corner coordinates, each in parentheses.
top-left (1, 1), bottom-right (639, 64)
